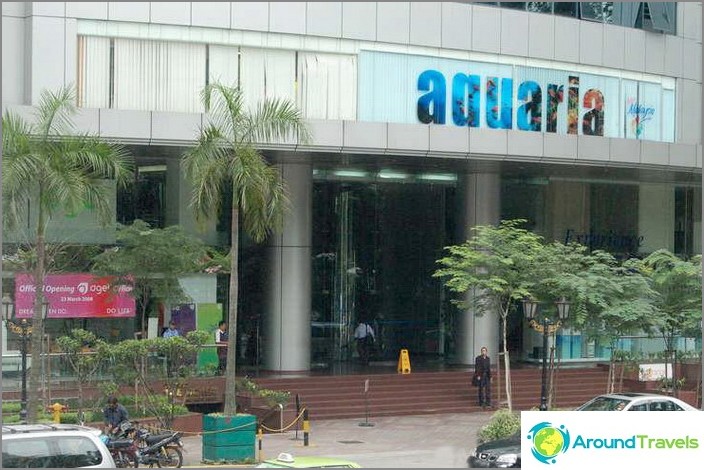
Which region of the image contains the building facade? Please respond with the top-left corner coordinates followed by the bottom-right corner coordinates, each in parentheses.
top-left (2, 2), bottom-right (702, 371)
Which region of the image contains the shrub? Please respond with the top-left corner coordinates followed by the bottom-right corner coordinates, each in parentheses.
top-left (477, 409), bottom-right (520, 443)
top-left (60, 411), bottom-right (97, 424)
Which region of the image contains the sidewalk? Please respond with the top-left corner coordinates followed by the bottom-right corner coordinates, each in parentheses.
top-left (181, 411), bottom-right (495, 468)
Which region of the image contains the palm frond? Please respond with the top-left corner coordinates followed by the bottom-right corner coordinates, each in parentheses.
top-left (183, 126), bottom-right (232, 223)
top-left (57, 135), bottom-right (134, 185)
top-left (245, 98), bottom-right (311, 145)
top-left (35, 85), bottom-right (77, 138)
top-left (201, 82), bottom-right (244, 142)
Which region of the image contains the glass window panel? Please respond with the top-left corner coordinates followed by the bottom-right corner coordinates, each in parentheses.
top-left (299, 53), bottom-right (357, 120)
top-left (661, 89), bottom-right (675, 143)
top-left (77, 36), bottom-right (110, 108)
top-left (580, 2), bottom-right (613, 23)
top-left (500, 2), bottom-right (526, 10)
top-left (648, 2), bottom-right (676, 33)
top-left (612, 2), bottom-right (641, 28)
top-left (553, 2), bottom-right (578, 17)
top-left (526, 2), bottom-right (553, 14)
top-left (636, 82), bottom-right (662, 142)
top-left (621, 79), bottom-right (640, 139)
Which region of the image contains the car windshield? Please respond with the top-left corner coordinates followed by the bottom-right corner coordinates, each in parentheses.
top-left (2, 435), bottom-right (104, 468)
top-left (578, 396), bottom-right (629, 411)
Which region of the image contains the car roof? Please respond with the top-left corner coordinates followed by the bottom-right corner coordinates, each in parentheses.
top-left (2, 424), bottom-right (102, 435)
top-left (594, 393), bottom-right (679, 400)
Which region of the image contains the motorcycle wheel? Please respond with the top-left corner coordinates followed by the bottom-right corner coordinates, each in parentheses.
top-left (156, 446), bottom-right (183, 468)
top-left (114, 450), bottom-right (139, 468)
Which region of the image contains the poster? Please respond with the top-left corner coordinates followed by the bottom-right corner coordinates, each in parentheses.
top-left (196, 303), bottom-right (222, 371)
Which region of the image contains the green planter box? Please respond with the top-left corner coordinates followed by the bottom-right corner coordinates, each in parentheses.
top-left (202, 414), bottom-right (256, 463)
top-left (202, 444), bottom-right (254, 462)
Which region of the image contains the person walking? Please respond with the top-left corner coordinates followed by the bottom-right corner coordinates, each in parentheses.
top-left (354, 320), bottom-right (375, 366)
top-left (215, 321), bottom-right (228, 375)
top-left (474, 346), bottom-right (492, 409)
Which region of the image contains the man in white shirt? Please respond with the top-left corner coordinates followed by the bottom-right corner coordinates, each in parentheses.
top-left (354, 321), bottom-right (375, 365)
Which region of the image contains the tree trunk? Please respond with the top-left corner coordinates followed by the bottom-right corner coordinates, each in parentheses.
top-left (501, 313), bottom-right (512, 411)
top-left (223, 199), bottom-right (240, 415)
top-left (28, 203), bottom-right (46, 423)
top-left (608, 340), bottom-right (617, 394)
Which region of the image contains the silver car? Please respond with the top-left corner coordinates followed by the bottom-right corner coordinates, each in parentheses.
top-left (575, 392), bottom-right (698, 411)
top-left (2, 423), bottom-right (116, 468)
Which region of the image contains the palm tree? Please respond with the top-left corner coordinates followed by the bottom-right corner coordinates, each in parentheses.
top-left (2, 86), bottom-right (132, 422)
top-left (183, 82), bottom-right (310, 415)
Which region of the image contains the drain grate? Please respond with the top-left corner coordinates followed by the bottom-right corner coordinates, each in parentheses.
top-left (337, 440), bottom-right (364, 444)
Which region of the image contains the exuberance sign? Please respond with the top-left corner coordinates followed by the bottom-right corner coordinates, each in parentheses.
top-left (358, 51), bottom-right (675, 142)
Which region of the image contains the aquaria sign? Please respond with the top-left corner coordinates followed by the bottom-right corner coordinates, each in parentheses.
top-left (417, 70), bottom-right (605, 135)
top-left (357, 51), bottom-right (674, 142)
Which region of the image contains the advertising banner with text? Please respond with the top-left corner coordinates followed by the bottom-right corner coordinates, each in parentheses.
top-left (358, 50), bottom-right (675, 142)
top-left (521, 411), bottom-right (704, 468)
top-left (15, 273), bottom-right (136, 318)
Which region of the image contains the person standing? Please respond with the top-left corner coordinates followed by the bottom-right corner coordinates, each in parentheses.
top-left (215, 321), bottom-right (228, 375)
top-left (354, 320), bottom-right (375, 366)
top-left (474, 346), bottom-right (492, 409)
top-left (162, 321), bottom-right (181, 377)
top-left (162, 321), bottom-right (180, 338)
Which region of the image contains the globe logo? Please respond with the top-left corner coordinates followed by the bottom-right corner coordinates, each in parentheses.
top-left (527, 422), bottom-right (570, 464)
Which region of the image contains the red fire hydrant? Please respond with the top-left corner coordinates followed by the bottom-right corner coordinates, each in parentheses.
top-left (47, 402), bottom-right (68, 423)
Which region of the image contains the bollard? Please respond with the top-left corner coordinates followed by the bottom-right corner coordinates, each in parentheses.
top-left (302, 409), bottom-right (310, 447)
top-left (47, 403), bottom-right (68, 424)
top-left (257, 426), bottom-right (264, 461)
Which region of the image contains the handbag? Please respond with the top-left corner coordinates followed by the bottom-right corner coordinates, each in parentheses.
top-left (471, 374), bottom-right (481, 387)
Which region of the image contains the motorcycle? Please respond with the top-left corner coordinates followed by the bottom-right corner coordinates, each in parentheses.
top-left (103, 421), bottom-right (140, 468)
top-left (133, 426), bottom-right (184, 468)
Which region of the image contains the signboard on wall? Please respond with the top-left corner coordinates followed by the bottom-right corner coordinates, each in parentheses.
top-left (15, 273), bottom-right (136, 318)
top-left (171, 304), bottom-right (196, 335)
top-left (358, 51), bottom-right (674, 142)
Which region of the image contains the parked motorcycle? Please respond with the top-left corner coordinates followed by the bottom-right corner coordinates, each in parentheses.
top-left (133, 426), bottom-right (184, 468)
top-left (102, 421), bottom-right (140, 468)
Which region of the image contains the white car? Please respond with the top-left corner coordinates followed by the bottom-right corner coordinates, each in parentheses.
top-left (2, 423), bottom-right (116, 468)
top-left (575, 392), bottom-right (698, 411)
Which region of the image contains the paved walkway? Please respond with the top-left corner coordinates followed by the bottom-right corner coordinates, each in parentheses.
top-left (181, 411), bottom-right (495, 468)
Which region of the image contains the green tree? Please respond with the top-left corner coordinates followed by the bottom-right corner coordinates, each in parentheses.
top-left (183, 82), bottom-right (310, 415)
top-left (639, 249), bottom-right (702, 391)
top-left (55, 329), bottom-right (109, 422)
top-left (91, 220), bottom-right (209, 337)
top-left (2, 86), bottom-right (132, 422)
top-left (434, 220), bottom-right (546, 411)
top-left (535, 245), bottom-right (659, 395)
top-left (103, 330), bottom-right (209, 427)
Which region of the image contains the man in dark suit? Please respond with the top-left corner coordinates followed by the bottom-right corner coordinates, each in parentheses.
top-left (474, 346), bottom-right (492, 408)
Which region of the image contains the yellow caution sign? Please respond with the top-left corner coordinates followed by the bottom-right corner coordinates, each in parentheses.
top-left (397, 349), bottom-right (411, 374)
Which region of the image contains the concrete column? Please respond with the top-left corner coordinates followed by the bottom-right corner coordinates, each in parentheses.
top-left (265, 163), bottom-right (312, 371)
top-left (455, 173), bottom-right (501, 365)
top-left (638, 183), bottom-right (675, 254)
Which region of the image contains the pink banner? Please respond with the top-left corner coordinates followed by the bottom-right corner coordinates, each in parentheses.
top-left (15, 273), bottom-right (136, 318)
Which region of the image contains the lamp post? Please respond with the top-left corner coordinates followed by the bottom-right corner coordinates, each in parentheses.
top-left (3, 294), bottom-right (33, 423)
top-left (522, 297), bottom-right (570, 411)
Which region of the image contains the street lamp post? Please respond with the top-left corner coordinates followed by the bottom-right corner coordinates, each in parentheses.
top-left (522, 297), bottom-right (570, 411)
top-left (3, 294), bottom-right (32, 423)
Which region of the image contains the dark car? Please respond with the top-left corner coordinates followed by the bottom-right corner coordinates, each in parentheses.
top-left (468, 431), bottom-right (521, 468)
